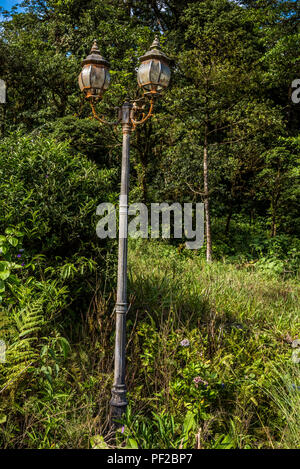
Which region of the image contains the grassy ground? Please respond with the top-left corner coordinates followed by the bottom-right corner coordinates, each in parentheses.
top-left (119, 239), bottom-right (300, 449)
top-left (1, 239), bottom-right (299, 448)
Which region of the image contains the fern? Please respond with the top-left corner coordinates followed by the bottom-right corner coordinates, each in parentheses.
top-left (0, 300), bottom-right (44, 393)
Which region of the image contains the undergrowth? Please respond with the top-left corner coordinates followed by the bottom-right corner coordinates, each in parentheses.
top-left (1, 237), bottom-right (298, 449)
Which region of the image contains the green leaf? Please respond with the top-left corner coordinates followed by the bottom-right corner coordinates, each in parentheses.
top-left (183, 410), bottom-right (196, 435)
top-left (0, 269), bottom-right (10, 281)
top-left (5, 228), bottom-right (15, 235)
top-left (90, 435), bottom-right (109, 449)
top-left (58, 337), bottom-right (71, 359)
top-left (127, 438), bottom-right (139, 449)
top-left (8, 237), bottom-right (18, 247)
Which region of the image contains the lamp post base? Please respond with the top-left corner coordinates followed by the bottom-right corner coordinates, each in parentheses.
top-left (110, 384), bottom-right (128, 429)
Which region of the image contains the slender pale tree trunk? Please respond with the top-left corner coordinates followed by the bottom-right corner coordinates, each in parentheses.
top-left (271, 209), bottom-right (277, 237)
top-left (270, 170), bottom-right (280, 237)
top-left (203, 121), bottom-right (212, 262)
top-left (225, 204), bottom-right (233, 236)
top-left (136, 126), bottom-right (149, 204)
top-left (270, 194), bottom-right (279, 237)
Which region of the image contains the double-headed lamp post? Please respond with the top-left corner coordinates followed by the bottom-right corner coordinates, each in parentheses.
top-left (78, 36), bottom-right (171, 424)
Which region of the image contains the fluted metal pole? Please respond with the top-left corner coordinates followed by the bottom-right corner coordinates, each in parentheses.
top-left (110, 102), bottom-right (132, 426)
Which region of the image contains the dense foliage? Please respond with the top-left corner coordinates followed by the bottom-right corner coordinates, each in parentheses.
top-left (0, 0), bottom-right (299, 449)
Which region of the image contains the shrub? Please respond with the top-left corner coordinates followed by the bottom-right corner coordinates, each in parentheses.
top-left (0, 133), bottom-right (119, 447)
top-left (0, 133), bottom-right (118, 307)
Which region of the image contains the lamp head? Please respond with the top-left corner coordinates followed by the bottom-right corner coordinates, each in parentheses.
top-left (78, 40), bottom-right (110, 100)
top-left (137, 35), bottom-right (171, 97)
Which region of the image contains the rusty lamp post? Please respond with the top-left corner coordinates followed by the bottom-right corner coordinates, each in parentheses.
top-left (78, 36), bottom-right (171, 425)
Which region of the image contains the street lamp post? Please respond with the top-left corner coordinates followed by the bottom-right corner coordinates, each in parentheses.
top-left (78, 36), bottom-right (171, 426)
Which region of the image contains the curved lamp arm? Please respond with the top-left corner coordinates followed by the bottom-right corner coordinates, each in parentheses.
top-left (90, 100), bottom-right (121, 126)
top-left (90, 98), bottom-right (155, 130)
top-left (130, 98), bottom-right (154, 130)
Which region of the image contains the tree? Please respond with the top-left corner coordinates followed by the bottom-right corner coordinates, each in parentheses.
top-left (168, 0), bottom-right (266, 260)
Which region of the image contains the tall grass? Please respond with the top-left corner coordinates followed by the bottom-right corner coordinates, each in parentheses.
top-left (120, 239), bottom-right (300, 449)
top-left (263, 365), bottom-right (300, 449)
top-left (128, 239), bottom-right (299, 334)
top-left (1, 239), bottom-right (299, 448)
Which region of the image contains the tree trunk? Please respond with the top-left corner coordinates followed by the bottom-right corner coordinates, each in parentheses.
top-left (271, 213), bottom-right (277, 237)
top-left (270, 197), bottom-right (277, 237)
top-left (203, 123), bottom-right (212, 262)
top-left (250, 208), bottom-right (254, 226)
top-left (271, 171), bottom-right (280, 237)
top-left (225, 205), bottom-right (233, 236)
top-left (136, 126), bottom-right (148, 203)
top-left (287, 84), bottom-right (292, 126)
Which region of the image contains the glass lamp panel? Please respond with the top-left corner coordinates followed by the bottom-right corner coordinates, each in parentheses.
top-left (90, 65), bottom-right (105, 90)
top-left (81, 65), bottom-right (92, 87)
top-left (149, 60), bottom-right (161, 84)
top-left (103, 69), bottom-right (111, 90)
top-left (137, 62), bottom-right (150, 86)
top-left (78, 72), bottom-right (84, 91)
top-left (159, 63), bottom-right (171, 88)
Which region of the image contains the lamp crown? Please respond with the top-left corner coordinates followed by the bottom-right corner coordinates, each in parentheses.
top-left (150, 35), bottom-right (161, 50)
top-left (82, 39), bottom-right (110, 68)
top-left (91, 39), bottom-right (100, 54)
top-left (139, 35), bottom-right (170, 65)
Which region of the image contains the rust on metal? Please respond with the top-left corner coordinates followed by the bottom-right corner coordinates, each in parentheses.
top-left (130, 98), bottom-right (154, 130)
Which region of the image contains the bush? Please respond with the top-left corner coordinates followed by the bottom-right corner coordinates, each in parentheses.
top-left (0, 133), bottom-right (119, 304)
top-left (41, 116), bottom-right (118, 165)
top-left (0, 134), bottom-right (119, 448)
top-left (0, 133), bottom-right (117, 256)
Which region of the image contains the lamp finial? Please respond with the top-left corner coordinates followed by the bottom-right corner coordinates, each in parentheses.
top-left (150, 35), bottom-right (161, 50)
top-left (90, 39), bottom-right (100, 54)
